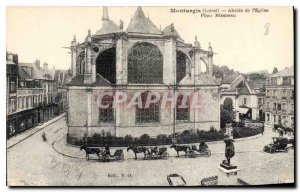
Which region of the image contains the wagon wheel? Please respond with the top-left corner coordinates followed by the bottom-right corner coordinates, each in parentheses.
top-left (189, 151), bottom-right (196, 158)
top-left (284, 147), bottom-right (289, 153)
top-left (162, 152), bottom-right (169, 159)
top-left (270, 148), bottom-right (275, 153)
top-left (206, 150), bottom-right (211, 157)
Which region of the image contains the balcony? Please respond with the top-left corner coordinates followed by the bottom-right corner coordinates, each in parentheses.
top-left (281, 96), bottom-right (287, 99)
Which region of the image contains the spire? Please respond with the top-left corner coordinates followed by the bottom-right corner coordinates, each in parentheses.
top-left (134, 6), bottom-right (145, 19)
top-left (194, 36), bottom-right (200, 48)
top-left (102, 6), bottom-right (109, 21)
top-left (126, 6), bottom-right (162, 35)
top-left (208, 42), bottom-right (213, 52)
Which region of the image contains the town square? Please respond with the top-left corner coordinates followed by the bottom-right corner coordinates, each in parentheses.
top-left (6, 6), bottom-right (294, 186)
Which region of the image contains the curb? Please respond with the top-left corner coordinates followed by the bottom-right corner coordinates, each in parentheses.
top-left (52, 132), bottom-right (265, 160)
top-left (52, 133), bottom-right (86, 159)
top-left (65, 132), bottom-right (263, 148)
top-left (7, 113), bottom-right (66, 149)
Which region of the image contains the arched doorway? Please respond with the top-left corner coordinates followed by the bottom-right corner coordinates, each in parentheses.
top-left (223, 97), bottom-right (233, 111)
top-left (96, 48), bottom-right (116, 84)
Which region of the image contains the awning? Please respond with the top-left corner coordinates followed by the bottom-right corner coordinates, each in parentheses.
top-left (239, 107), bottom-right (250, 114)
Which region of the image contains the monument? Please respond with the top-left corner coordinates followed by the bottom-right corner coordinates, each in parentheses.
top-left (217, 138), bottom-right (240, 185)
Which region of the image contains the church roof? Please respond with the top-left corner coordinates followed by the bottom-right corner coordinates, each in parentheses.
top-left (95, 20), bottom-right (123, 36)
top-left (126, 7), bottom-right (162, 35)
top-left (162, 24), bottom-right (183, 41)
top-left (195, 74), bottom-right (220, 86)
top-left (68, 74), bottom-right (111, 87)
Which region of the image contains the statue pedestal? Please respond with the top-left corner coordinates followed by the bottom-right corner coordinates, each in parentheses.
top-left (217, 165), bottom-right (240, 186)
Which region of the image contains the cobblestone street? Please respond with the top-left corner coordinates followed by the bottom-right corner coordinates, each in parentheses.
top-left (7, 117), bottom-right (294, 186)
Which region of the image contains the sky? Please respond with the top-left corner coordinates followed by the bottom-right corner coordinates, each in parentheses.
top-left (6, 6), bottom-right (293, 73)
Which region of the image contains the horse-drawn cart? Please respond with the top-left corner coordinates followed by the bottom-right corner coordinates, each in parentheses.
top-left (80, 146), bottom-right (124, 162)
top-left (99, 149), bottom-right (124, 162)
top-left (146, 147), bottom-right (169, 160)
top-left (188, 145), bottom-right (211, 158)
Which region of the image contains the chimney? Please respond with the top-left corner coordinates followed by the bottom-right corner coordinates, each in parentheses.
top-left (43, 62), bottom-right (48, 71)
top-left (6, 53), bottom-right (13, 61)
top-left (35, 59), bottom-right (40, 69)
top-left (12, 54), bottom-right (18, 64)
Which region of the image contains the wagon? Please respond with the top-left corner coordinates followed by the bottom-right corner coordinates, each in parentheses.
top-left (187, 145), bottom-right (211, 158)
top-left (167, 173), bottom-right (186, 186)
top-left (146, 147), bottom-right (169, 160)
top-left (100, 149), bottom-right (124, 161)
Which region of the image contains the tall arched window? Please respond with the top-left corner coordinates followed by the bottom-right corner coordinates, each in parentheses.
top-left (99, 93), bottom-right (114, 124)
top-left (176, 51), bottom-right (187, 84)
top-left (96, 48), bottom-right (116, 84)
top-left (136, 92), bottom-right (160, 124)
top-left (176, 51), bottom-right (191, 84)
top-left (76, 52), bottom-right (85, 75)
top-left (128, 43), bottom-right (163, 84)
top-left (176, 94), bottom-right (190, 122)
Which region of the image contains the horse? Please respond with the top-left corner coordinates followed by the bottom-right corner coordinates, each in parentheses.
top-left (170, 144), bottom-right (190, 157)
top-left (127, 146), bottom-right (149, 160)
top-left (80, 146), bottom-right (102, 161)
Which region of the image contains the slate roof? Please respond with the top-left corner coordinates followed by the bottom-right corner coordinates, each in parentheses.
top-left (68, 74), bottom-right (111, 87)
top-left (19, 62), bottom-right (44, 80)
top-left (195, 74), bottom-right (220, 86)
top-left (162, 24), bottom-right (183, 41)
top-left (221, 73), bottom-right (240, 84)
top-left (270, 66), bottom-right (294, 77)
top-left (18, 67), bottom-right (32, 80)
top-left (95, 20), bottom-right (123, 36)
top-left (126, 7), bottom-right (162, 35)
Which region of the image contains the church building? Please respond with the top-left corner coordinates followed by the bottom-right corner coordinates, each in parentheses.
top-left (67, 7), bottom-right (220, 138)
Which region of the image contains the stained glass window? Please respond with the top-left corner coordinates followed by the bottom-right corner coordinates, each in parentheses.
top-left (96, 48), bottom-right (116, 84)
top-left (99, 94), bottom-right (114, 124)
top-left (176, 51), bottom-right (187, 84)
top-left (76, 52), bottom-right (85, 75)
top-left (176, 94), bottom-right (190, 121)
top-left (128, 43), bottom-right (163, 84)
top-left (136, 92), bottom-right (160, 124)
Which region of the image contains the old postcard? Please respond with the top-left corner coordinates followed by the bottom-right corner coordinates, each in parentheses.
top-left (6, 6), bottom-right (294, 186)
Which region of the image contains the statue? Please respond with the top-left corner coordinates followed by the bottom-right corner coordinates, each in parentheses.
top-left (224, 138), bottom-right (235, 165)
top-left (221, 138), bottom-right (236, 169)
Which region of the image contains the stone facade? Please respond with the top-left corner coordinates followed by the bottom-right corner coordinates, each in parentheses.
top-left (67, 7), bottom-right (221, 138)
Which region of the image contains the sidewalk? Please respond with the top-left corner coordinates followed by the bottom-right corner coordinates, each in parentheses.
top-left (7, 113), bottom-right (66, 149)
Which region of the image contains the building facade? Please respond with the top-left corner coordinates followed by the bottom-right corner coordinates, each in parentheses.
top-left (6, 53), bottom-right (64, 138)
top-left (220, 73), bottom-right (266, 122)
top-left (265, 67), bottom-right (294, 128)
top-left (67, 7), bottom-right (221, 138)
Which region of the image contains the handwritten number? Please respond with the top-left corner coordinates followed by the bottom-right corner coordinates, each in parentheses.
top-left (264, 23), bottom-right (270, 35)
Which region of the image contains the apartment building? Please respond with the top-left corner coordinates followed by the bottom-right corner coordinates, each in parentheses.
top-left (265, 67), bottom-right (294, 128)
